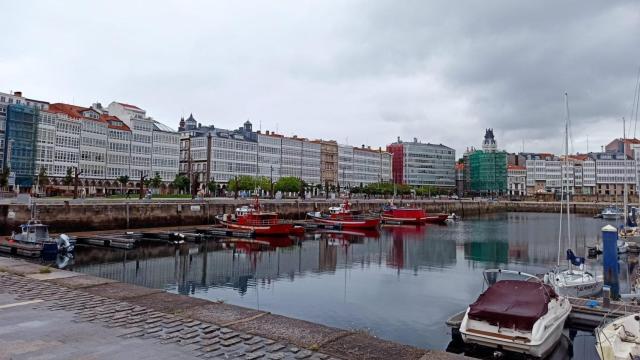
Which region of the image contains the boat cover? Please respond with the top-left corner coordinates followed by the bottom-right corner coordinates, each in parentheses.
top-left (467, 280), bottom-right (557, 331)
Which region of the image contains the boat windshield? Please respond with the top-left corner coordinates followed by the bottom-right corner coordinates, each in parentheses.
top-left (483, 269), bottom-right (539, 287)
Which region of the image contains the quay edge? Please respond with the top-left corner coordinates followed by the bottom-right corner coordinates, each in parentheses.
top-left (0, 199), bottom-right (608, 234)
top-left (0, 256), bottom-right (467, 360)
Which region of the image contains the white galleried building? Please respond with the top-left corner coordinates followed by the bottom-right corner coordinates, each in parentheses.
top-left (1, 90), bottom-right (179, 194)
top-left (106, 102), bottom-right (179, 182)
top-left (524, 152), bottom-right (634, 197)
top-left (337, 144), bottom-right (392, 188)
top-left (181, 121), bottom-right (258, 185)
top-left (179, 117), bottom-right (390, 191)
top-left (507, 165), bottom-right (526, 197)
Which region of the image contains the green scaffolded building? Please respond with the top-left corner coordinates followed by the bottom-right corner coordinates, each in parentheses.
top-left (467, 129), bottom-right (507, 195)
top-left (3, 104), bottom-right (38, 187)
top-left (469, 150), bottom-right (507, 195)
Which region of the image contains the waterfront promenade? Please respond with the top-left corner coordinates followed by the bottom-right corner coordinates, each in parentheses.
top-left (0, 197), bottom-right (613, 234)
top-left (0, 256), bottom-right (465, 360)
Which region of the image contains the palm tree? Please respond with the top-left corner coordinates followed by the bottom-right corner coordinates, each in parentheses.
top-left (150, 173), bottom-right (162, 193)
top-left (117, 175), bottom-right (130, 196)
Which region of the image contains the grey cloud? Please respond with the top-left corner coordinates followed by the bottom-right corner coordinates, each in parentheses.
top-left (0, 0), bottom-right (638, 157)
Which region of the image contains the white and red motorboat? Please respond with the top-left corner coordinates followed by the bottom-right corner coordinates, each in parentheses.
top-left (216, 197), bottom-right (295, 236)
top-left (307, 200), bottom-right (380, 229)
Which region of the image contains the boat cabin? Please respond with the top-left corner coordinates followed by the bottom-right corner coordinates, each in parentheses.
top-left (12, 220), bottom-right (51, 244)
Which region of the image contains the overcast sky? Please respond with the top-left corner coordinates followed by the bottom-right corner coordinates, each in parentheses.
top-left (1, 1), bottom-right (639, 157)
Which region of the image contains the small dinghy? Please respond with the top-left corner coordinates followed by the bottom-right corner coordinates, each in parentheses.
top-left (460, 269), bottom-right (571, 358)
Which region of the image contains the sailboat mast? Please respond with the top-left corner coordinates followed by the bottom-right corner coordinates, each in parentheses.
top-left (623, 117), bottom-right (628, 227)
top-left (565, 93), bottom-right (572, 253)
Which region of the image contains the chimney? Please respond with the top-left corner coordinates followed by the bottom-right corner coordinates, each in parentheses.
top-left (14, 91), bottom-right (22, 97)
top-left (361, 144), bottom-right (365, 148)
top-left (397, 136), bottom-right (400, 143)
top-left (413, 137), bottom-right (418, 143)
top-left (266, 130), bottom-right (270, 135)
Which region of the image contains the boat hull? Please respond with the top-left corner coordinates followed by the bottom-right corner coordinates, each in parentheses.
top-left (547, 271), bottom-right (603, 298)
top-left (381, 215), bottom-right (427, 225)
top-left (217, 220), bottom-right (294, 236)
top-left (425, 214), bottom-right (449, 224)
top-left (307, 213), bottom-right (380, 229)
top-left (596, 313), bottom-right (640, 360)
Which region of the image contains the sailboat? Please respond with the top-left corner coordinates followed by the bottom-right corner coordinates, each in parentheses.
top-left (544, 93), bottom-right (603, 298)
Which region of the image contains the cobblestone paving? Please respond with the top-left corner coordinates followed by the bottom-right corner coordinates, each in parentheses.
top-left (0, 273), bottom-right (339, 360)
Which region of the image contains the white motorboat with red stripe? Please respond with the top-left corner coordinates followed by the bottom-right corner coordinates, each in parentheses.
top-left (307, 199), bottom-right (380, 229)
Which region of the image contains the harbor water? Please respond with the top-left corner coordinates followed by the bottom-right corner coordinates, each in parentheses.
top-left (67, 212), bottom-right (632, 359)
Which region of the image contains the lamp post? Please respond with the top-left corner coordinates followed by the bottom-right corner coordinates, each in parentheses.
top-left (270, 165), bottom-right (274, 199)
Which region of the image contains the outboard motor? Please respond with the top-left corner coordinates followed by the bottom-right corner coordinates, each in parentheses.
top-left (57, 234), bottom-right (75, 253)
top-left (629, 208), bottom-right (638, 227)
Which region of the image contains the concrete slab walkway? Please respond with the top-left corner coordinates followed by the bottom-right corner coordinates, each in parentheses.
top-left (0, 257), bottom-right (467, 360)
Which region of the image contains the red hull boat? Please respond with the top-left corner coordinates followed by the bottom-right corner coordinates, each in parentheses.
top-left (425, 213), bottom-right (449, 224)
top-left (307, 200), bottom-right (380, 229)
top-left (381, 207), bottom-right (427, 225)
top-left (216, 197), bottom-right (295, 236)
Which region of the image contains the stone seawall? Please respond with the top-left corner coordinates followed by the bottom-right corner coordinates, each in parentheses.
top-left (0, 199), bottom-right (607, 234)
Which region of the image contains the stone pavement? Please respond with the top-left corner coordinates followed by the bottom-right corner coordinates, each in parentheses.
top-left (0, 273), bottom-right (336, 360)
top-left (0, 257), bottom-right (467, 360)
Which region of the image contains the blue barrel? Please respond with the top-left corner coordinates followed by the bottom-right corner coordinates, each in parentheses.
top-left (602, 225), bottom-right (619, 298)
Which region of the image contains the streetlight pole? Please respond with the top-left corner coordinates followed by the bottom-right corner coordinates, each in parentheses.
top-left (206, 132), bottom-right (212, 197)
top-left (270, 165), bottom-right (274, 199)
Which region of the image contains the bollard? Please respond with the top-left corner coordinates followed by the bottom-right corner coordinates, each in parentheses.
top-left (602, 224), bottom-right (619, 299)
top-left (602, 286), bottom-right (611, 308)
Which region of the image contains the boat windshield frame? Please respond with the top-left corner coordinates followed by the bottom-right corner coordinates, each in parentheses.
top-left (482, 268), bottom-right (540, 287)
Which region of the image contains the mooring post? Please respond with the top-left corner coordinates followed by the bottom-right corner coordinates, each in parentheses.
top-left (602, 224), bottom-right (619, 299)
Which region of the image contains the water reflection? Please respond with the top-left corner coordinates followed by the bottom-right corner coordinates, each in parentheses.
top-left (68, 213), bottom-right (625, 359)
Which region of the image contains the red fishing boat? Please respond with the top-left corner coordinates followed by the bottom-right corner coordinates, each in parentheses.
top-left (306, 200), bottom-right (380, 229)
top-left (381, 205), bottom-right (427, 225)
top-left (216, 197), bottom-right (295, 236)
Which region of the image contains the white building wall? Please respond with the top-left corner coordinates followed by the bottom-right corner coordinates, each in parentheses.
top-left (53, 115), bottom-right (81, 178)
top-left (211, 135), bottom-right (257, 183)
top-left (107, 127), bottom-right (131, 179)
top-left (35, 110), bottom-right (56, 176)
top-left (338, 145), bottom-right (354, 187)
top-left (79, 117), bottom-right (108, 179)
top-left (595, 159), bottom-right (636, 185)
top-left (257, 134), bottom-right (281, 180)
top-left (152, 130), bottom-right (180, 182)
top-left (399, 142), bottom-right (455, 187)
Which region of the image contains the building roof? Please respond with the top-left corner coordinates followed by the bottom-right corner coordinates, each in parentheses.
top-left (508, 165), bottom-right (526, 170)
top-left (115, 102), bottom-right (143, 111)
top-left (609, 138), bottom-right (640, 145)
top-left (153, 120), bottom-right (176, 133)
top-left (49, 103), bottom-right (105, 122)
top-left (100, 114), bottom-right (131, 131)
top-left (388, 140), bottom-right (454, 150)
